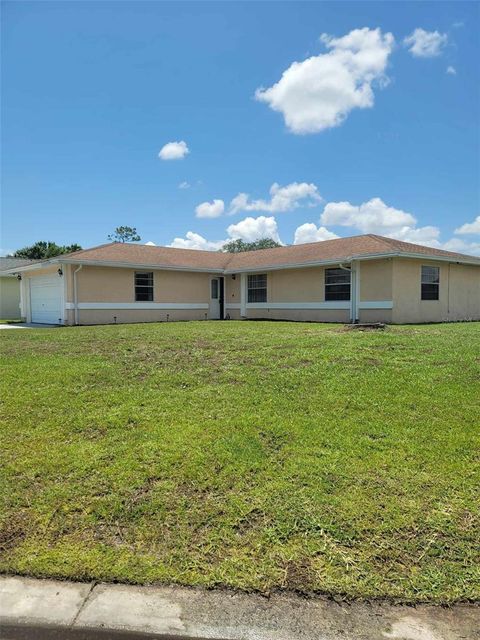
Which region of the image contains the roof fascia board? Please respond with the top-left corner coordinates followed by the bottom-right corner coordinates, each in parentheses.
top-left (389, 252), bottom-right (480, 266)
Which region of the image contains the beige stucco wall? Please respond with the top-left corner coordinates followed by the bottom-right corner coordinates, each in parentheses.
top-left (359, 309), bottom-right (393, 323)
top-left (360, 259), bottom-right (393, 301)
top-left (27, 265), bottom-right (61, 278)
top-left (228, 261), bottom-right (393, 323)
top-left (225, 308), bottom-right (241, 320)
top-left (224, 274), bottom-right (240, 306)
top-left (267, 266), bottom-right (325, 302)
top-left (392, 258), bottom-right (480, 323)
top-left (448, 263), bottom-right (480, 321)
top-left (76, 266), bottom-right (212, 303)
top-left (14, 257), bottom-right (479, 326)
top-left (241, 261), bottom-right (392, 305)
top-left (0, 276), bottom-right (21, 319)
top-left (76, 308), bottom-right (209, 325)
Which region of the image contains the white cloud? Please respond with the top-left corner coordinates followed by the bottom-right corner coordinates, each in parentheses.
top-left (195, 199), bottom-right (225, 218)
top-left (255, 27), bottom-right (394, 134)
top-left (392, 226), bottom-right (442, 246)
top-left (319, 197), bottom-right (442, 247)
top-left (403, 28), bottom-right (448, 58)
top-left (441, 237), bottom-right (480, 256)
top-left (455, 216), bottom-right (480, 235)
top-left (294, 223), bottom-right (339, 245)
top-left (446, 65), bottom-right (457, 75)
top-left (316, 198), bottom-right (480, 255)
top-left (229, 182), bottom-right (322, 214)
top-left (168, 231), bottom-right (226, 251)
top-left (169, 210), bottom-right (480, 256)
top-left (321, 197), bottom-right (416, 233)
top-left (227, 216), bottom-right (281, 243)
top-left (145, 241), bottom-right (156, 246)
top-left (178, 181), bottom-right (191, 189)
top-left (158, 141), bottom-right (190, 160)
top-left (169, 215), bottom-right (281, 251)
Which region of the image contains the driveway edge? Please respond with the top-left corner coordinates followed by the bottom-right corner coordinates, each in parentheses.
top-left (1, 576), bottom-right (479, 640)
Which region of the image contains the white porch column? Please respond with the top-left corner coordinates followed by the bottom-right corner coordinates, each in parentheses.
top-left (240, 273), bottom-right (247, 317)
top-left (19, 276), bottom-right (30, 321)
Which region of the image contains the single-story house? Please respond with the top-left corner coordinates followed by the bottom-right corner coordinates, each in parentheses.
top-left (0, 257), bottom-right (38, 320)
top-left (5, 234), bottom-right (480, 325)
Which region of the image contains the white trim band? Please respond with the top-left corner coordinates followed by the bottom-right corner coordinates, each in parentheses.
top-left (66, 301), bottom-right (393, 311)
top-left (65, 302), bottom-right (209, 310)
top-left (358, 300), bottom-right (393, 309)
top-left (246, 302), bottom-right (351, 310)
top-left (227, 301), bottom-right (393, 311)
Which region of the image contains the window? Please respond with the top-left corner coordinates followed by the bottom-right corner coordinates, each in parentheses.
top-left (325, 267), bottom-right (350, 301)
top-left (135, 272), bottom-right (153, 301)
top-left (248, 274), bottom-right (267, 303)
top-left (421, 265), bottom-right (439, 300)
top-left (211, 279), bottom-right (219, 299)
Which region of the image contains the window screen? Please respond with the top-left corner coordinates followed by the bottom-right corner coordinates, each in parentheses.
top-left (325, 268), bottom-right (351, 301)
top-left (135, 272), bottom-right (154, 301)
top-left (421, 266), bottom-right (439, 300)
top-left (247, 274), bottom-right (267, 303)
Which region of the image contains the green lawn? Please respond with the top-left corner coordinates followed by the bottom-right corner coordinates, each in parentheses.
top-left (1, 321), bottom-right (479, 603)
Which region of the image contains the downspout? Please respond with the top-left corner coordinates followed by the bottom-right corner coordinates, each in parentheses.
top-left (447, 262), bottom-right (451, 320)
top-left (352, 260), bottom-right (360, 323)
top-left (73, 264), bottom-right (83, 325)
top-left (17, 274), bottom-right (26, 320)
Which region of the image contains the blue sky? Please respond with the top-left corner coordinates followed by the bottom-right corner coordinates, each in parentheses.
top-left (2, 1), bottom-right (479, 255)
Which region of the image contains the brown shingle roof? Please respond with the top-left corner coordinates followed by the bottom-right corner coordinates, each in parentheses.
top-left (226, 234), bottom-right (480, 270)
top-left (0, 257), bottom-right (40, 273)
top-left (226, 234), bottom-right (391, 270)
top-left (60, 242), bottom-right (230, 270)
top-left (28, 234), bottom-right (480, 272)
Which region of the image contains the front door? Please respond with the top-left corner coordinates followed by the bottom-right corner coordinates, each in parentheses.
top-left (210, 277), bottom-right (224, 319)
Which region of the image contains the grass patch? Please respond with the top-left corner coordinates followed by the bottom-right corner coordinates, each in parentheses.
top-left (0, 319), bottom-right (23, 324)
top-left (0, 321), bottom-right (479, 603)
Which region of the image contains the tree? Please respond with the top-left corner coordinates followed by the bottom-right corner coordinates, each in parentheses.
top-left (222, 238), bottom-right (281, 253)
top-left (108, 226), bottom-right (141, 243)
top-left (12, 241), bottom-right (82, 260)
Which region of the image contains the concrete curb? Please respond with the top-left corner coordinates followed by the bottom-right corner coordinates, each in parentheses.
top-left (1, 576), bottom-right (479, 640)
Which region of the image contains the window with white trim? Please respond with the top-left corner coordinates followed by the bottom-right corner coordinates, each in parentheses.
top-left (247, 274), bottom-right (267, 303)
top-left (421, 265), bottom-right (439, 300)
top-left (135, 272), bottom-right (154, 301)
top-left (325, 268), bottom-right (350, 301)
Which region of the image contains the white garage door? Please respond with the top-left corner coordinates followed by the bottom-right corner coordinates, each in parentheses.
top-left (30, 276), bottom-right (63, 324)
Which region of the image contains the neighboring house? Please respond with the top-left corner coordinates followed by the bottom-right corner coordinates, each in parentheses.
top-left (0, 257), bottom-right (38, 319)
top-left (4, 234), bottom-right (480, 325)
